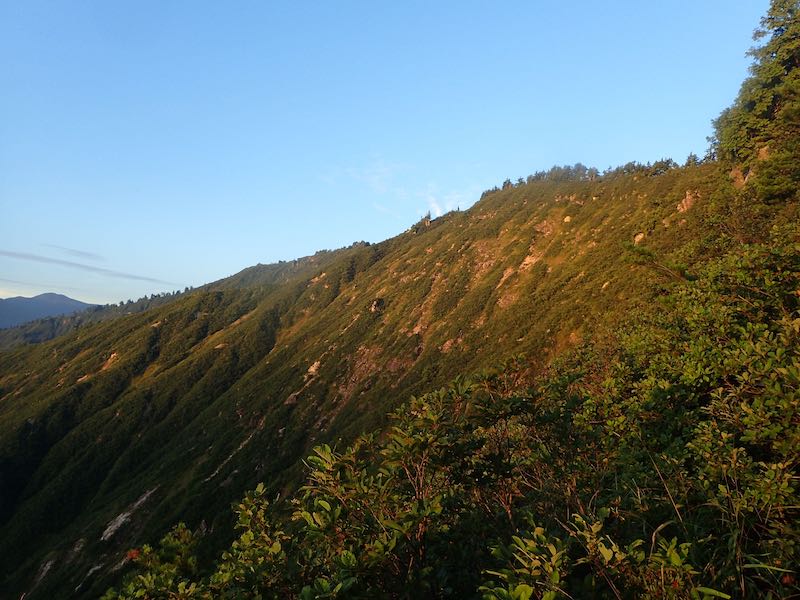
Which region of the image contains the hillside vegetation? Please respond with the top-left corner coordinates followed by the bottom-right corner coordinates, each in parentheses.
top-left (1, 2), bottom-right (798, 598)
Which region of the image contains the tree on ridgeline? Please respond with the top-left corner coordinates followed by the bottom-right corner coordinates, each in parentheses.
top-left (712, 0), bottom-right (800, 201)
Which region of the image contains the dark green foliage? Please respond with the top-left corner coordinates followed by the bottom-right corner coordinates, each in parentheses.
top-left (712, 0), bottom-right (800, 201)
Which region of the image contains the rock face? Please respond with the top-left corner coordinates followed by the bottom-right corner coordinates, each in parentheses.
top-left (369, 298), bottom-right (385, 313)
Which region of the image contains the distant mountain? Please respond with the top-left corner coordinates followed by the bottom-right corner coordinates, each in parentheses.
top-left (0, 290), bottom-right (187, 350)
top-left (0, 293), bottom-right (96, 329)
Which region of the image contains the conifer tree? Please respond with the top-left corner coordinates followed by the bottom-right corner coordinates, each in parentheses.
top-left (712, 0), bottom-right (800, 177)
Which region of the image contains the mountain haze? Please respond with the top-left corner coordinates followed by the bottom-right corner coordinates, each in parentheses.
top-left (0, 290), bottom-right (190, 351)
top-left (0, 293), bottom-right (95, 329)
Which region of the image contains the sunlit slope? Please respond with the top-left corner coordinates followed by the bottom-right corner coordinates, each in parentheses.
top-left (0, 162), bottom-right (727, 597)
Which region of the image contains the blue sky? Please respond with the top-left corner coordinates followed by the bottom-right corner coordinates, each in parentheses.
top-left (1, 1), bottom-right (768, 304)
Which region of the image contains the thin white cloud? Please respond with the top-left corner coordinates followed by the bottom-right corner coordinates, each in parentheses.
top-left (326, 159), bottom-right (482, 223)
top-left (0, 250), bottom-right (177, 285)
top-left (420, 185), bottom-right (475, 218)
top-left (372, 202), bottom-right (403, 220)
top-left (42, 244), bottom-right (105, 261)
top-left (343, 160), bottom-right (410, 195)
top-left (427, 197), bottom-right (443, 217)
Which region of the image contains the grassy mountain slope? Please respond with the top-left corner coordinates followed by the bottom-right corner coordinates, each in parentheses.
top-left (0, 159), bottom-right (763, 598)
top-left (106, 225), bottom-right (798, 598)
top-left (4, 3), bottom-right (799, 595)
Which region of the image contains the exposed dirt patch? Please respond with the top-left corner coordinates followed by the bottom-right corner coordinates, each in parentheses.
top-left (285, 354), bottom-right (329, 405)
top-left (534, 219), bottom-right (555, 237)
top-left (519, 248), bottom-right (543, 271)
top-left (101, 352), bottom-right (118, 371)
top-left (471, 239), bottom-right (500, 279)
top-left (730, 167), bottom-right (746, 189)
top-left (337, 345), bottom-right (382, 402)
top-left (677, 190), bottom-right (697, 213)
top-left (341, 313), bottom-right (361, 334)
top-left (473, 210), bottom-right (498, 221)
top-left (440, 336), bottom-right (464, 353)
top-left (386, 355), bottom-right (414, 375)
top-left (100, 487), bottom-right (159, 541)
top-left (65, 538), bottom-right (86, 565)
top-left (497, 290), bottom-right (519, 309)
top-left (496, 267), bottom-right (516, 288)
top-left (33, 558), bottom-right (56, 589)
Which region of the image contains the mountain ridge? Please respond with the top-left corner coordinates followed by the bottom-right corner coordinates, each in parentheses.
top-left (1, 159), bottom-right (759, 598)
